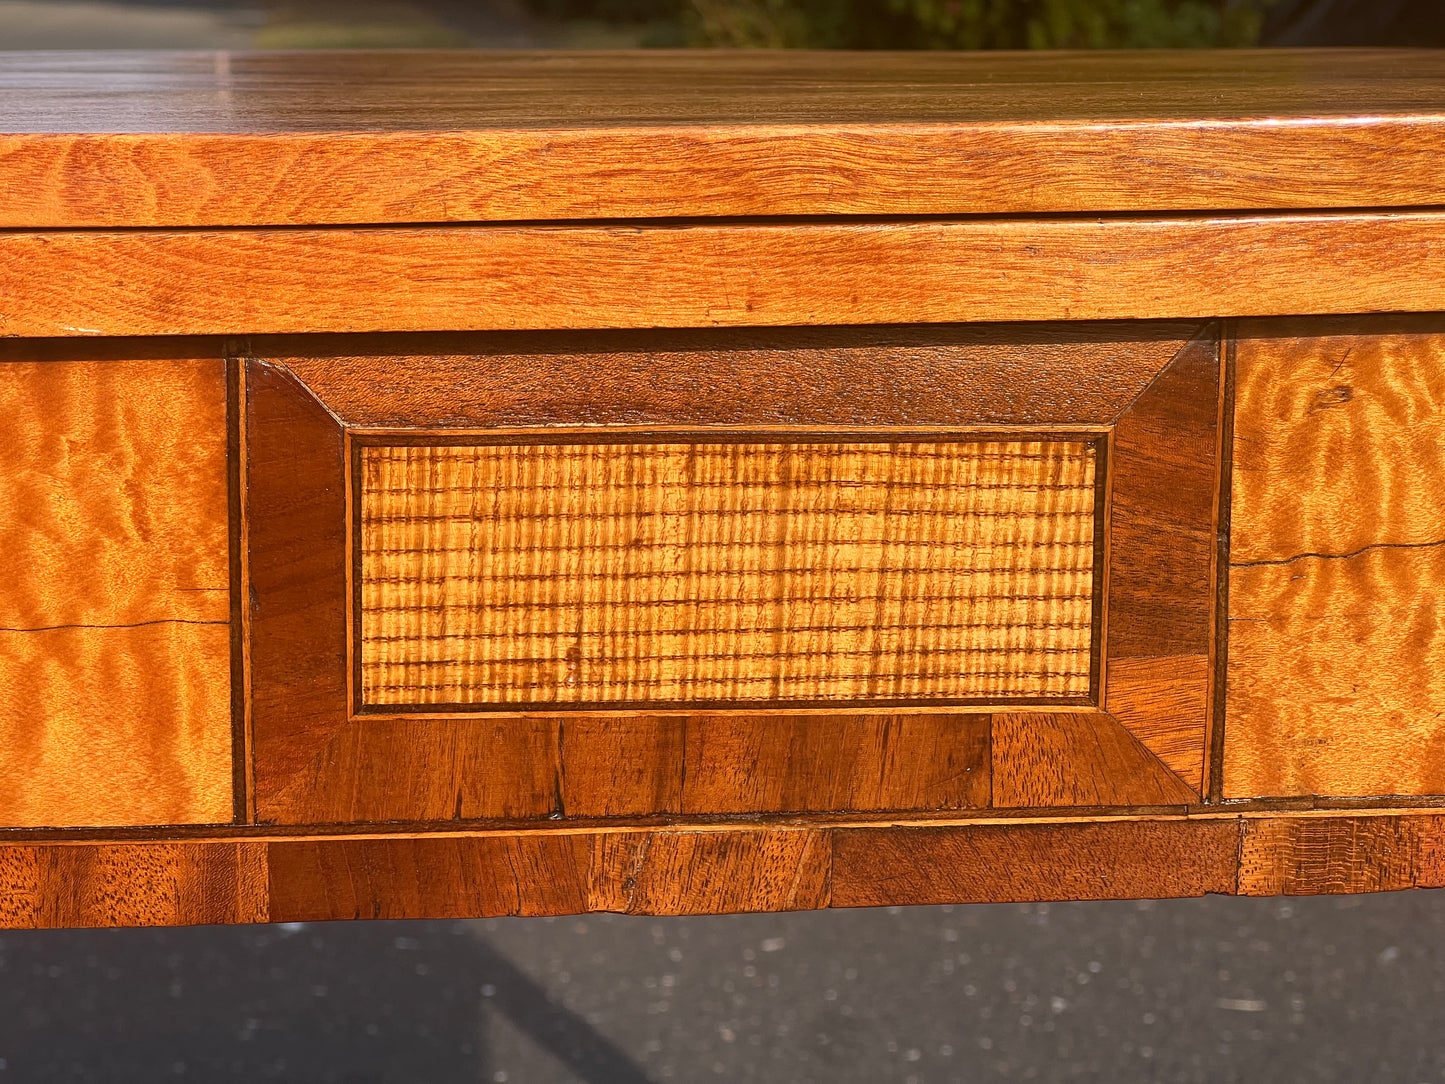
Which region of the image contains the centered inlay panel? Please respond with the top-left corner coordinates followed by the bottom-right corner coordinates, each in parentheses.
top-left (356, 435), bottom-right (1101, 710)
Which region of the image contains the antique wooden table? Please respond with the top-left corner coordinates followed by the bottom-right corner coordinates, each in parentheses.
top-left (3, 48), bottom-right (1445, 927)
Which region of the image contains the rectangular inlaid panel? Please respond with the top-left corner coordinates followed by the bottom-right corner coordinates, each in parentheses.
top-left (0, 348), bottom-right (232, 827)
top-left (357, 436), bottom-right (1098, 710)
top-left (1226, 316), bottom-right (1445, 798)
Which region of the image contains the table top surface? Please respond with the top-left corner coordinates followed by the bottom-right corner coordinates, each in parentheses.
top-left (3, 49), bottom-right (1443, 227)
top-left (2, 48), bottom-right (1443, 133)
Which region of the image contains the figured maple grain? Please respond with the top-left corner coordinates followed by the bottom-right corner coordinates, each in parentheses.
top-left (6, 214), bottom-right (1445, 337)
top-left (990, 712), bottom-right (1196, 809)
top-left (0, 353), bottom-right (231, 827)
top-left (358, 439), bottom-right (1097, 708)
top-left (1226, 317), bottom-right (1445, 798)
top-left (3, 51), bottom-right (1445, 226)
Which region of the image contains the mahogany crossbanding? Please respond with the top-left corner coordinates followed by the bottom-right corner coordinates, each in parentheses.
top-left (357, 436), bottom-right (1098, 709)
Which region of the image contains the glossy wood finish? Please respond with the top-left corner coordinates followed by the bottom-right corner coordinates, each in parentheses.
top-left (250, 349), bottom-right (1015, 823)
top-left (23, 808), bottom-right (1445, 927)
top-left (0, 343), bottom-right (232, 827)
top-left (269, 324), bottom-right (1187, 430)
top-left (1226, 316), bottom-right (1445, 799)
top-left (247, 322), bottom-right (1213, 824)
top-left (357, 437), bottom-right (1098, 709)
top-left (10, 51), bottom-right (1445, 925)
top-left (991, 713), bottom-right (1196, 808)
top-left (6, 214), bottom-right (1445, 338)
top-left (2, 51), bottom-right (1444, 227)
top-left (0, 842), bottom-right (266, 927)
top-left (1105, 333), bottom-right (1220, 792)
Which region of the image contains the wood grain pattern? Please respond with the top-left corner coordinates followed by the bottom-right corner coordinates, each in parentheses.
top-left (250, 359), bottom-right (1007, 824)
top-left (7, 214), bottom-right (1445, 337)
top-left (358, 438), bottom-right (1097, 709)
top-left (1102, 333), bottom-right (1220, 795)
top-left (271, 717), bottom-right (564, 824)
top-left (266, 713), bottom-right (990, 823)
top-left (1104, 655), bottom-right (1210, 791)
top-left (661, 713), bottom-right (990, 816)
top-left (28, 819), bottom-right (1234, 922)
top-left (1107, 333), bottom-right (1219, 660)
top-left (246, 362), bottom-right (351, 814)
top-left (251, 324), bottom-right (1217, 824)
top-left (1226, 317), bottom-right (1445, 798)
top-left (0, 351), bottom-right (232, 827)
top-left (991, 713), bottom-right (1197, 809)
top-left (1238, 815), bottom-right (1445, 896)
top-left (8, 815), bottom-right (1445, 925)
top-left (3, 51), bottom-right (1444, 227)
top-left (589, 829), bottom-right (832, 915)
top-left (16, 810), bottom-right (1445, 926)
top-left (0, 842), bottom-right (266, 928)
top-left (266, 827), bottom-right (830, 920)
top-left (830, 819), bottom-right (1239, 906)
top-left (265, 834), bottom-right (593, 921)
top-left (270, 324), bottom-right (1187, 431)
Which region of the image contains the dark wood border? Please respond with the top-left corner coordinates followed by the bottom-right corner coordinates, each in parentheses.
top-left (1209, 328), bottom-right (1239, 803)
top-left (14, 808), bottom-right (1445, 927)
top-left (248, 323), bottom-right (1218, 824)
top-left (246, 361), bottom-right (351, 820)
top-left (1099, 329), bottom-right (1221, 796)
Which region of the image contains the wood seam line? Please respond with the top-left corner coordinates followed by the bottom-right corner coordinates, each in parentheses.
top-left (1105, 321), bottom-right (1216, 426)
top-left (20, 808), bottom-right (1445, 848)
top-left (1208, 323), bottom-right (1237, 805)
top-left (1199, 321), bottom-right (1224, 802)
top-left (256, 360), bottom-right (349, 430)
top-left (1230, 536), bottom-right (1445, 569)
top-left (260, 724), bottom-right (363, 823)
top-left (1233, 811), bottom-right (1245, 895)
top-left (1097, 710), bottom-right (1201, 800)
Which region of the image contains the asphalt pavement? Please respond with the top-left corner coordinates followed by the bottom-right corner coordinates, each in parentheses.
top-left (3, 889), bottom-right (1445, 1082)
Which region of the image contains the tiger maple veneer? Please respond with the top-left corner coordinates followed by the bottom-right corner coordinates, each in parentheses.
top-left (3, 49), bottom-right (1445, 927)
top-left (358, 437), bottom-right (1098, 708)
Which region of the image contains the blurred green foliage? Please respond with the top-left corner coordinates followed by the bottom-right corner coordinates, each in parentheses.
top-left (523, 0), bottom-right (1268, 47)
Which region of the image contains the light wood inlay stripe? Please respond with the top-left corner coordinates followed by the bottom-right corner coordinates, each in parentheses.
top-left (358, 438), bottom-right (1097, 708)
